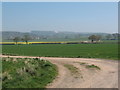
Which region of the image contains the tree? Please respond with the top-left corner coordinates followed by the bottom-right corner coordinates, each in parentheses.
top-left (112, 33), bottom-right (119, 40)
top-left (88, 35), bottom-right (101, 43)
top-left (22, 35), bottom-right (31, 44)
top-left (96, 35), bottom-right (102, 41)
top-left (13, 37), bottom-right (20, 44)
top-left (88, 35), bottom-right (96, 43)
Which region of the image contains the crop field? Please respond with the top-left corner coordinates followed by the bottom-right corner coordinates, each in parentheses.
top-left (2, 37), bottom-right (88, 42)
top-left (2, 57), bottom-right (58, 88)
top-left (2, 44), bottom-right (118, 60)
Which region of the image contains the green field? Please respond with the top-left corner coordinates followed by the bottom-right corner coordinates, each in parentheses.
top-left (2, 37), bottom-right (88, 42)
top-left (2, 44), bottom-right (118, 60)
top-left (2, 57), bottom-right (58, 88)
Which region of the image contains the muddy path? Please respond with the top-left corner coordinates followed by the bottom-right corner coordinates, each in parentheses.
top-left (0, 55), bottom-right (118, 88)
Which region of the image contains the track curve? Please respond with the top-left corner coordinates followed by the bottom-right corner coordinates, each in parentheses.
top-left (1, 55), bottom-right (118, 88)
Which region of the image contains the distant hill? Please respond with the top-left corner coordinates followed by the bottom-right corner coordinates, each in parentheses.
top-left (1, 31), bottom-right (109, 41)
top-left (1, 31), bottom-right (29, 40)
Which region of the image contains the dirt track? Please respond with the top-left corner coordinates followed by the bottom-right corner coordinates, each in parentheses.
top-left (1, 55), bottom-right (118, 88)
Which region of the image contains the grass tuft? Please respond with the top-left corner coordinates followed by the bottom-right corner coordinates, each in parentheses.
top-left (86, 64), bottom-right (101, 70)
top-left (64, 64), bottom-right (79, 74)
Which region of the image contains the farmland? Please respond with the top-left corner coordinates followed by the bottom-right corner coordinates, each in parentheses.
top-left (2, 43), bottom-right (118, 60)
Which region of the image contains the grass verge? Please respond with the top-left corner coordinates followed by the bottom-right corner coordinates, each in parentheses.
top-left (2, 57), bottom-right (58, 88)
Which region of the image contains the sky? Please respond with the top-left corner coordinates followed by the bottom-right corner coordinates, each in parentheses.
top-left (2, 2), bottom-right (118, 33)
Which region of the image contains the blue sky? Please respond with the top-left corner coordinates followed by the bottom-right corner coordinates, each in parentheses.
top-left (2, 2), bottom-right (118, 33)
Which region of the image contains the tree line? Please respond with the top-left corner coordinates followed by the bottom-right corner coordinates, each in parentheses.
top-left (13, 33), bottom-right (119, 44)
top-left (88, 35), bottom-right (101, 43)
top-left (105, 33), bottom-right (120, 40)
top-left (88, 33), bottom-right (120, 43)
top-left (13, 35), bottom-right (31, 44)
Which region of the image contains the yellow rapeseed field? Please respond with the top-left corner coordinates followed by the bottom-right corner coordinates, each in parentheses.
top-left (0, 42), bottom-right (67, 45)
